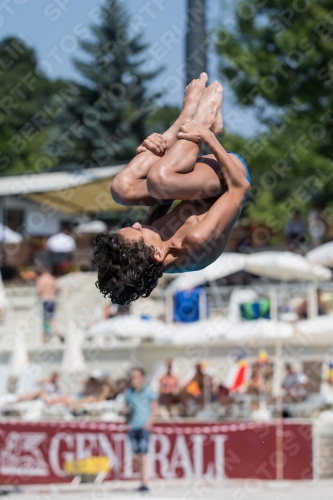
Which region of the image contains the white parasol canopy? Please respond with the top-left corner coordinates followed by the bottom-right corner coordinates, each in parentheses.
top-left (168, 253), bottom-right (247, 292)
top-left (86, 315), bottom-right (174, 341)
top-left (0, 223), bottom-right (23, 243)
top-left (9, 335), bottom-right (29, 377)
top-left (0, 276), bottom-right (8, 312)
top-left (167, 251), bottom-right (332, 292)
top-left (306, 241), bottom-right (333, 268)
top-left (76, 220), bottom-right (107, 234)
top-left (296, 314), bottom-right (333, 337)
top-left (46, 233), bottom-right (76, 253)
top-left (224, 319), bottom-right (294, 341)
top-left (61, 327), bottom-right (86, 373)
top-left (170, 318), bottom-right (231, 345)
top-left (160, 318), bottom-right (292, 345)
top-left (244, 251), bottom-right (332, 282)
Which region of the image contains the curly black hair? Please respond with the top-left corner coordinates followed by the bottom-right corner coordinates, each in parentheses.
top-left (93, 232), bottom-right (165, 305)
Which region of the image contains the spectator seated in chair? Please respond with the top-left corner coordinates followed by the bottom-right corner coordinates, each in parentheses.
top-left (179, 363), bottom-right (213, 416)
top-left (282, 363), bottom-right (308, 403)
top-left (158, 360), bottom-right (180, 413)
top-left (246, 363), bottom-right (265, 397)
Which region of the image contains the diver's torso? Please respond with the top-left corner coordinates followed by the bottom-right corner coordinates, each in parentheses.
top-left (154, 196), bottom-right (239, 274)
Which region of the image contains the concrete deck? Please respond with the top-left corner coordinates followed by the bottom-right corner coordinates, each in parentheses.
top-left (3, 479), bottom-right (333, 500)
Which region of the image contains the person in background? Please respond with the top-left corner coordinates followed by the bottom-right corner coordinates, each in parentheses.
top-left (282, 363), bottom-right (308, 402)
top-left (103, 303), bottom-right (118, 319)
top-left (159, 360), bottom-right (180, 413)
top-left (16, 372), bottom-right (59, 403)
top-left (68, 378), bottom-right (116, 412)
top-left (104, 302), bottom-right (130, 319)
top-left (246, 363), bottom-right (265, 396)
top-left (179, 363), bottom-right (212, 416)
top-left (264, 363), bottom-right (274, 396)
top-left (36, 266), bottom-right (62, 342)
top-left (308, 202), bottom-right (327, 248)
top-left (296, 289), bottom-right (328, 320)
top-left (46, 230), bottom-right (76, 276)
top-left (124, 367), bottom-right (158, 493)
top-left (308, 212), bottom-right (326, 247)
top-left (42, 371), bottom-right (119, 409)
top-left (284, 208), bottom-right (307, 252)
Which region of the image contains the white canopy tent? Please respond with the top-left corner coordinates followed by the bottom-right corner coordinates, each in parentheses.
top-left (0, 165), bottom-right (127, 216)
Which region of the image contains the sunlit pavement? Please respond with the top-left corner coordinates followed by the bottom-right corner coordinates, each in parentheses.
top-left (3, 479), bottom-right (333, 499)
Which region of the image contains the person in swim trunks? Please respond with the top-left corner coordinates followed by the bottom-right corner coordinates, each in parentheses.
top-left (36, 266), bottom-right (58, 342)
top-left (93, 74), bottom-right (251, 305)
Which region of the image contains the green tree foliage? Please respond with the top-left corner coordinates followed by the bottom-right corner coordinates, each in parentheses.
top-left (216, 1), bottom-right (333, 212)
top-left (146, 105), bottom-right (181, 136)
top-left (52, 0), bottom-right (160, 168)
top-left (0, 37), bottom-right (63, 173)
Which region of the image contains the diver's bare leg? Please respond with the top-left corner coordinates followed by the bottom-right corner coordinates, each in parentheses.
top-left (147, 82), bottom-right (224, 201)
top-left (111, 74), bottom-right (208, 207)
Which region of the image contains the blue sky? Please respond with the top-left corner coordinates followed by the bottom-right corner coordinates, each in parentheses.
top-left (1, 0), bottom-right (258, 135)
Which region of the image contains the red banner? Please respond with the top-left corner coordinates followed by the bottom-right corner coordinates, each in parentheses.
top-left (0, 419), bottom-right (312, 485)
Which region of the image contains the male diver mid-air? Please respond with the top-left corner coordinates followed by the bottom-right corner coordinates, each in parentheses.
top-left (93, 73), bottom-right (251, 305)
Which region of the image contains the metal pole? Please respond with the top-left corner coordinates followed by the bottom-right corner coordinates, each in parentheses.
top-left (270, 285), bottom-right (284, 480)
top-left (186, 0), bottom-right (208, 85)
top-left (307, 284), bottom-right (318, 319)
top-left (0, 198), bottom-right (4, 268)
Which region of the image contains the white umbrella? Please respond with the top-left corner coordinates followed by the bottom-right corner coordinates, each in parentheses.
top-left (61, 328), bottom-right (86, 373)
top-left (171, 318), bottom-right (231, 345)
top-left (306, 241), bottom-right (333, 267)
top-left (9, 335), bottom-right (29, 377)
top-left (86, 315), bottom-right (174, 341)
top-left (168, 253), bottom-right (247, 292)
top-left (224, 319), bottom-right (294, 341)
top-left (167, 318), bottom-right (293, 345)
top-left (47, 233), bottom-right (76, 253)
top-left (76, 220), bottom-right (107, 234)
top-left (296, 314), bottom-right (333, 337)
top-left (0, 276), bottom-right (8, 312)
top-left (0, 223), bottom-right (23, 243)
top-left (244, 251), bottom-right (332, 282)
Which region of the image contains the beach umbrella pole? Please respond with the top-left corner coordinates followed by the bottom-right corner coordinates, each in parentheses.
top-left (307, 284), bottom-right (318, 319)
top-left (270, 285), bottom-right (284, 480)
top-left (165, 290), bottom-right (173, 324)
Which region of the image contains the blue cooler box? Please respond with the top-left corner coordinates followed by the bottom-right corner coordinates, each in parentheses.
top-left (173, 287), bottom-right (209, 323)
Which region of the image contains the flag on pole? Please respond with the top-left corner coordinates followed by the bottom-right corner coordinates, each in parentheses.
top-left (226, 354), bottom-right (249, 392)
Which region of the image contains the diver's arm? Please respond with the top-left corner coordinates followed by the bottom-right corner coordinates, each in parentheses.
top-left (177, 122), bottom-right (250, 249)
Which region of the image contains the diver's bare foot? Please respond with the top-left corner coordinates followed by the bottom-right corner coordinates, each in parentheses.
top-left (193, 81), bottom-right (222, 130)
top-left (212, 84), bottom-right (223, 135)
top-left (162, 73), bottom-right (208, 148)
top-left (181, 72), bottom-right (208, 119)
